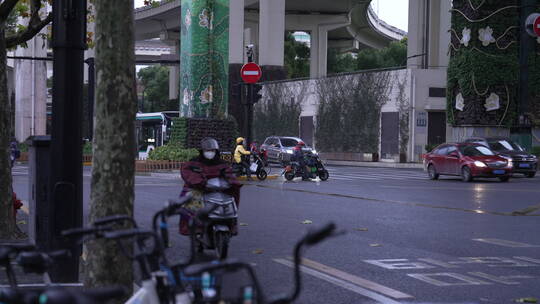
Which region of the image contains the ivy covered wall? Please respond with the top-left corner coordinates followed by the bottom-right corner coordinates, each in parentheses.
top-left (447, 0), bottom-right (540, 127)
top-left (252, 82), bottom-right (305, 143)
top-left (315, 72), bottom-right (392, 153)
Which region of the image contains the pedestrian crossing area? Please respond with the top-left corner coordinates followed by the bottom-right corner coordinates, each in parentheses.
top-left (325, 167), bottom-right (428, 182)
top-left (11, 166), bottom-right (29, 176)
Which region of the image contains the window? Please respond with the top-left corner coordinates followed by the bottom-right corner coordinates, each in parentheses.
top-left (460, 146), bottom-right (495, 156)
top-left (429, 87), bottom-right (447, 98)
top-left (446, 146), bottom-right (458, 155)
top-left (280, 138), bottom-right (298, 147)
top-left (488, 140), bottom-right (524, 152)
top-left (435, 146), bottom-right (448, 155)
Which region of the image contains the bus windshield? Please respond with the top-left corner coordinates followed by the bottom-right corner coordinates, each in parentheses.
top-left (136, 112), bottom-right (179, 158)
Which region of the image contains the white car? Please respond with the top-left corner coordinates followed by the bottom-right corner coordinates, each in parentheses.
top-left (260, 136), bottom-right (315, 163)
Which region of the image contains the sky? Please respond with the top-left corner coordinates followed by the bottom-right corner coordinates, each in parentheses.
top-left (371, 0), bottom-right (409, 31)
top-left (134, 0), bottom-right (409, 32)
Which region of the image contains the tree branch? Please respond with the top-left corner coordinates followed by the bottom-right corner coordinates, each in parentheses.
top-left (0, 0), bottom-right (20, 21)
top-left (6, 12), bottom-right (52, 49)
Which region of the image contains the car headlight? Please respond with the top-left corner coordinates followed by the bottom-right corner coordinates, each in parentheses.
top-left (312, 150), bottom-right (318, 155)
top-left (507, 160), bottom-right (513, 167)
top-left (473, 161), bottom-right (487, 167)
top-left (286, 150), bottom-right (294, 154)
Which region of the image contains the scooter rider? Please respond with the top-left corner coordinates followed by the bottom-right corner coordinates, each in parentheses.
top-left (292, 141), bottom-right (310, 181)
top-left (179, 137), bottom-right (242, 235)
top-left (234, 137), bottom-right (252, 180)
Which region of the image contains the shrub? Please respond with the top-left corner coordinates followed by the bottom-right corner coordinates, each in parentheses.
top-left (148, 145), bottom-right (199, 161)
top-left (18, 142), bottom-right (28, 153)
top-left (425, 144), bottom-right (438, 153)
top-left (83, 141), bottom-right (92, 155)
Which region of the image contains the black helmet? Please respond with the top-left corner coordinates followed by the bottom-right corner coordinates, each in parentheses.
top-left (201, 137), bottom-right (219, 150)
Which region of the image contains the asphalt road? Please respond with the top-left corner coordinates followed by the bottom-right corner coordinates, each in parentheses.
top-left (10, 164), bottom-right (540, 304)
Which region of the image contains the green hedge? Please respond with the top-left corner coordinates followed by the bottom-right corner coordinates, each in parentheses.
top-left (170, 117), bottom-right (188, 147)
top-left (147, 145), bottom-right (199, 161)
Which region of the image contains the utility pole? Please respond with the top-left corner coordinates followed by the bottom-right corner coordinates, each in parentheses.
top-left (516, 0), bottom-right (535, 149)
top-left (49, 0), bottom-right (86, 282)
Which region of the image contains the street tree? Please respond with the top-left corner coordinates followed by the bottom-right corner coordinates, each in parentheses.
top-left (0, 0), bottom-right (52, 239)
top-left (137, 65), bottom-right (177, 112)
top-left (83, 0), bottom-right (137, 297)
top-left (284, 31), bottom-right (310, 79)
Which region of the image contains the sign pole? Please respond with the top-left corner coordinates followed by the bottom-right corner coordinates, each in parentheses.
top-left (240, 61), bottom-right (262, 146)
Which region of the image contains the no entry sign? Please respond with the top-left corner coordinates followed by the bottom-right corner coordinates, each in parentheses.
top-left (534, 15), bottom-right (540, 37)
top-left (526, 13), bottom-right (540, 37)
top-left (241, 62), bottom-right (262, 84)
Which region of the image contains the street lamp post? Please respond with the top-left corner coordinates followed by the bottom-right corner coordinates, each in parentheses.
top-left (48, 0), bottom-right (87, 282)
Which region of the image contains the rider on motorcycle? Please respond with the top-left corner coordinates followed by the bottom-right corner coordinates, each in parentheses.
top-left (179, 138), bottom-right (242, 235)
top-left (292, 141), bottom-right (310, 181)
top-left (234, 137), bottom-right (252, 180)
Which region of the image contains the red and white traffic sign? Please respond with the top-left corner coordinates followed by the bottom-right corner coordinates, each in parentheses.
top-left (526, 13), bottom-right (540, 37)
top-left (534, 15), bottom-right (540, 37)
top-left (240, 62), bottom-right (262, 84)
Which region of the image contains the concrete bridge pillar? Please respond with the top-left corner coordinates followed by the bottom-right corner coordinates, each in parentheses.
top-left (168, 41), bottom-right (180, 100)
top-left (229, 0), bottom-right (245, 65)
top-left (259, 0), bottom-right (285, 67)
top-left (14, 36), bottom-right (47, 141)
top-left (309, 19), bottom-right (349, 78)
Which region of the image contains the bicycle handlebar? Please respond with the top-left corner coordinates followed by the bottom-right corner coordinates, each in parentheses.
top-left (16, 250), bottom-right (71, 275)
top-left (92, 215), bottom-right (138, 228)
top-left (304, 223), bottom-right (336, 246)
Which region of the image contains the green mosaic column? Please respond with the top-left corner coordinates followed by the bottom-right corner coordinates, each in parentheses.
top-left (180, 0), bottom-right (229, 118)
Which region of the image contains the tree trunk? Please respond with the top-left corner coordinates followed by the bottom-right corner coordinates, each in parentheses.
top-left (83, 0), bottom-right (136, 299)
top-left (0, 25), bottom-right (16, 240)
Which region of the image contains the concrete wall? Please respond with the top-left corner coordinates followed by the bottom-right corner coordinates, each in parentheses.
top-left (261, 69), bottom-right (425, 161)
top-left (407, 0), bottom-right (451, 70)
top-left (14, 34), bottom-right (48, 141)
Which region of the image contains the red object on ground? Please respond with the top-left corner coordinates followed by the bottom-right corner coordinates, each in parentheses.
top-left (12, 192), bottom-right (22, 217)
top-left (240, 62), bottom-right (262, 84)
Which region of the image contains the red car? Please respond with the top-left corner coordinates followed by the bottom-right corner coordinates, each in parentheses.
top-left (424, 143), bottom-right (513, 182)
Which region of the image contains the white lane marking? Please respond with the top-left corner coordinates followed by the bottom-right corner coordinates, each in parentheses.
top-left (329, 176), bottom-right (356, 181)
top-left (274, 259), bottom-right (407, 303)
top-left (447, 257), bottom-right (539, 267)
top-left (364, 259), bottom-right (435, 270)
top-left (300, 258), bottom-right (414, 300)
top-left (407, 273), bottom-right (491, 287)
top-left (472, 238), bottom-right (540, 248)
top-left (417, 258), bottom-right (460, 269)
top-left (514, 256), bottom-right (540, 264)
top-left (468, 272), bottom-right (534, 285)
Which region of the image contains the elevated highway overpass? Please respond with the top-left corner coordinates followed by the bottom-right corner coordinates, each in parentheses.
top-left (134, 0), bottom-right (405, 79)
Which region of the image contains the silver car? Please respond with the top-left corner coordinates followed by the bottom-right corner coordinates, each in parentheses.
top-left (260, 136), bottom-right (315, 163)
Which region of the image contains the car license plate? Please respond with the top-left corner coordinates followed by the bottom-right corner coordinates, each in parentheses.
top-left (493, 170), bottom-right (505, 174)
top-left (519, 163), bottom-right (530, 168)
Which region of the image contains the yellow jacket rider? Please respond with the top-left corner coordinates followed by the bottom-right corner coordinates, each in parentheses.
top-left (234, 137), bottom-right (252, 178)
